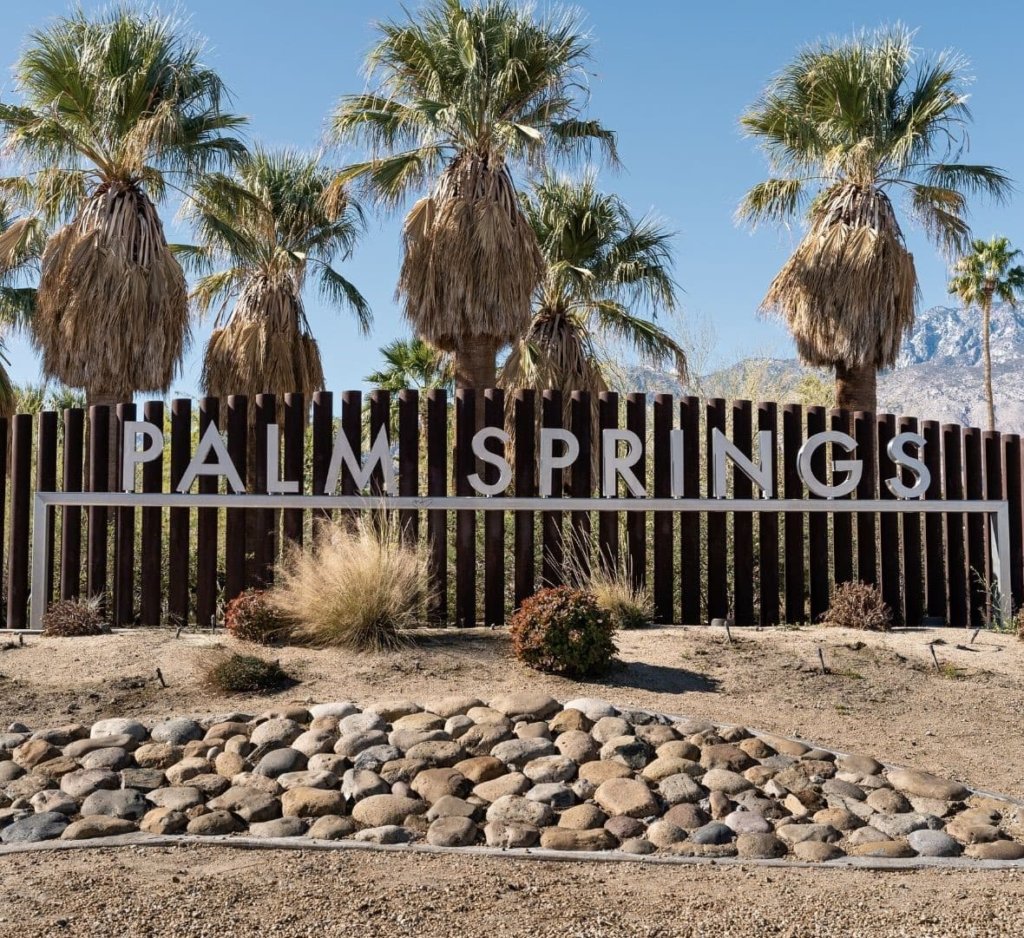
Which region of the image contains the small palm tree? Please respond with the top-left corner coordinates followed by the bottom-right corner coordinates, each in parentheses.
top-left (332, 0), bottom-right (616, 393)
top-left (0, 196), bottom-right (44, 416)
top-left (177, 147), bottom-right (370, 404)
top-left (365, 338), bottom-right (453, 393)
top-left (0, 7), bottom-right (246, 408)
top-left (501, 172), bottom-right (686, 397)
top-left (740, 27), bottom-right (1010, 413)
top-left (948, 237), bottom-right (1024, 430)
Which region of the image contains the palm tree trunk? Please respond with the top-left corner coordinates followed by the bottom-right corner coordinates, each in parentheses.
top-left (454, 335), bottom-right (498, 424)
top-left (834, 361), bottom-right (877, 414)
top-left (982, 297), bottom-right (995, 431)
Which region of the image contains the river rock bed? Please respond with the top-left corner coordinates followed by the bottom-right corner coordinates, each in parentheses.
top-left (2, 693), bottom-right (1022, 862)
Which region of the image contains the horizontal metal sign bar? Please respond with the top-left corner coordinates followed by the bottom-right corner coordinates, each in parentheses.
top-left (33, 492), bottom-right (1010, 514)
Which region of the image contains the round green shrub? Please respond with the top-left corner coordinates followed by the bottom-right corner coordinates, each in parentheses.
top-left (509, 586), bottom-right (616, 677)
top-left (224, 589), bottom-right (288, 645)
top-left (201, 653), bottom-right (292, 694)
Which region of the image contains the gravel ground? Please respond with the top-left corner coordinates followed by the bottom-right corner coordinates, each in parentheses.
top-left (1, 843), bottom-right (1023, 937)
top-left (1, 624), bottom-right (1023, 936)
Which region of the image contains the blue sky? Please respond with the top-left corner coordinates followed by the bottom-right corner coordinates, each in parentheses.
top-left (2, 0), bottom-right (1022, 395)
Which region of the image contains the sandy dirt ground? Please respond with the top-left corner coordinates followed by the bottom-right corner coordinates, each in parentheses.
top-left (1, 623), bottom-right (1023, 936)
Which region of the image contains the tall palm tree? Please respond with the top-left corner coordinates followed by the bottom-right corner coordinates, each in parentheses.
top-left (177, 147), bottom-right (370, 404)
top-left (0, 195), bottom-right (44, 416)
top-left (740, 26), bottom-right (1010, 413)
top-left (948, 237), bottom-right (1024, 430)
top-left (501, 171), bottom-right (686, 397)
top-left (0, 7), bottom-right (246, 409)
top-left (365, 337), bottom-right (453, 393)
top-left (331, 0), bottom-right (616, 394)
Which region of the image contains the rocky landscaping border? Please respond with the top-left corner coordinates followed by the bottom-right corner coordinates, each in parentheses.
top-left (3, 693), bottom-right (1023, 868)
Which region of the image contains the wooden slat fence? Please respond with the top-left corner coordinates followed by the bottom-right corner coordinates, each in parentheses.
top-left (3, 391), bottom-right (1022, 630)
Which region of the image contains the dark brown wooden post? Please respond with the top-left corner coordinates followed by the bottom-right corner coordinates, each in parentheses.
top-left (196, 397), bottom-right (219, 626)
top-left (652, 393), bottom-right (674, 623)
top-left (758, 401), bottom-right (780, 626)
top-left (922, 420), bottom-right (947, 622)
top-left (426, 389), bottom-right (448, 622)
top-left (943, 425), bottom-right (968, 627)
top-left (541, 390), bottom-right (564, 587)
top-left (597, 392), bottom-right (619, 576)
top-left (782, 403), bottom-right (805, 623)
top-left (224, 396), bottom-right (248, 604)
top-left (679, 396), bottom-right (701, 624)
top-left (853, 411), bottom-right (878, 585)
top-left (899, 415), bottom-right (924, 625)
top-left (830, 409), bottom-right (853, 588)
top-left (877, 413), bottom-right (902, 621)
top-left (706, 398), bottom-right (728, 620)
top-left (484, 388), bottom-right (506, 626)
top-left (806, 406), bottom-right (829, 622)
top-left (283, 393), bottom-right (305, 546)
top-left (60, 409), bottom-right (84, 601)
top-left (626, 393), bottom-right (647, 594)
top-left (368, 390), bottom-right (390, 497)
top-left (984, 430), bottom-right (1004, 623)
top-left (964, 427), bottom-right (986, 627)
top-left (455, 389), bottom-right (476, 627)
top-left (1003, 434), bottom-right (1024, 609)
top-left (732, 399), bottom-right (754, 625)
top-left (340, 390), bottom-right (362, 531)
top-left (253, 394), bottom-right (276, 587)
top-left (311, 391), bottom-right (334, 529)
top-left (398, 390), bottom-right (420, 544)
top-left (36, 410), bottom-right (58, 605)
top-left (114, 403), bottom-right (136, 626)
top-left (140, 401), bottom-right (164, 625)
top-left (87, 406), bottom-right (110, 607)
top-left (6, 414), bottom-right (32, 628)
top-left (569, 391), bottom-right (593, 583)
top-left (168, 399), bottom-right (191, 626)
top-left (513, 390), bottom-right (536, 607)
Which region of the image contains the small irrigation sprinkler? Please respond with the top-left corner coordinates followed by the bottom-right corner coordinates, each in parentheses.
top-left (928, 643), bottom-right (941, 672)
top-left (155, 667), bottom-right (167, 688)
top-left (817, 647), bottom-right (828, 674)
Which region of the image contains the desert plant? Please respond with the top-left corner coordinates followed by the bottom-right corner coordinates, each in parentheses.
top-left (42, 596), bottom-right (109, 637)
top-left (948, 237), bottom-right (1024, 430)
top-left (741, 26), bottom-right (1009, 413)
top-left (509, 586), bottom-right (616, 676)
top-left (332, 0), bottom-right (616, 391)
top-left (201, 652), bottom-right (292, 694)
top-left (564, 542), bottom-right (652, 630)
top-left (269, 513), bottom-right (431, 651)
top-left (223, 589), bottom-right (289, 645)
top-left (821, 581), bottom-right (893, 632)
top-left (1014, 608), bottom-right (1024, 641)
top-left (0, 7), bottom-right (246, 408)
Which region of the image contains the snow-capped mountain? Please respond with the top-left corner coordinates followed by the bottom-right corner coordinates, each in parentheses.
top-left (624, 303), bottom-right (1024, 433)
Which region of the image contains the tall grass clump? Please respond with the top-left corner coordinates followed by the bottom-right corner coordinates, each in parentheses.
top-left (563, 533), bottom-right (653, 630)
top-left (270, 513), bottom-right (431, 651)
top-left (821, 581), bottom-right (892, 631)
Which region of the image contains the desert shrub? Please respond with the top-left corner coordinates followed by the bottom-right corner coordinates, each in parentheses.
top-left (42, 596), bottom-right (109, 637)
top-left (588, 563), bottom-right (653, 630)
top-left (509, 586), bottom-right (616, 677)
top-left (269, 513), bottom-right (431, 651)
top-left (1014, 607), bottom-right (1024, 641)
top-left (821, 581), bottom-right (892, 631)
top-left (201, 652), bottom-right (292, 694)
top-left (224, 589), bottom-right (288, 645)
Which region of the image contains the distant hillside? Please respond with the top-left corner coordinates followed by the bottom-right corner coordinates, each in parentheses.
top-left (623, 303), bottom-right (1024, 433)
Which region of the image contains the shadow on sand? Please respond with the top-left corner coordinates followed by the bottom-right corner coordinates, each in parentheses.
top-left (602, 660), bottom-right (720, 694)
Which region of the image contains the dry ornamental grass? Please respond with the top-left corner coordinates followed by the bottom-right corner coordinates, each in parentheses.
top-left (269, 512), bottom-right (432, 651)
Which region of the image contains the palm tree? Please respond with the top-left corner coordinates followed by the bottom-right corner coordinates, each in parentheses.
top-left (177, 147), bottom-right (370, 405)
top-left (948, 237), bottom-right (1024, 430)
top-left (0, 196), bottom-right (44, 416)
top-left (331, 0), bottom-right (616, 395)
top-left (740, 26), bottom-right (1010, 413)
top-left (365, 337), bottom-right (453, 393)
top-left (0, 7), bottom-right (246, 410)
top-left (501, 171), bottom-right (686, 398)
